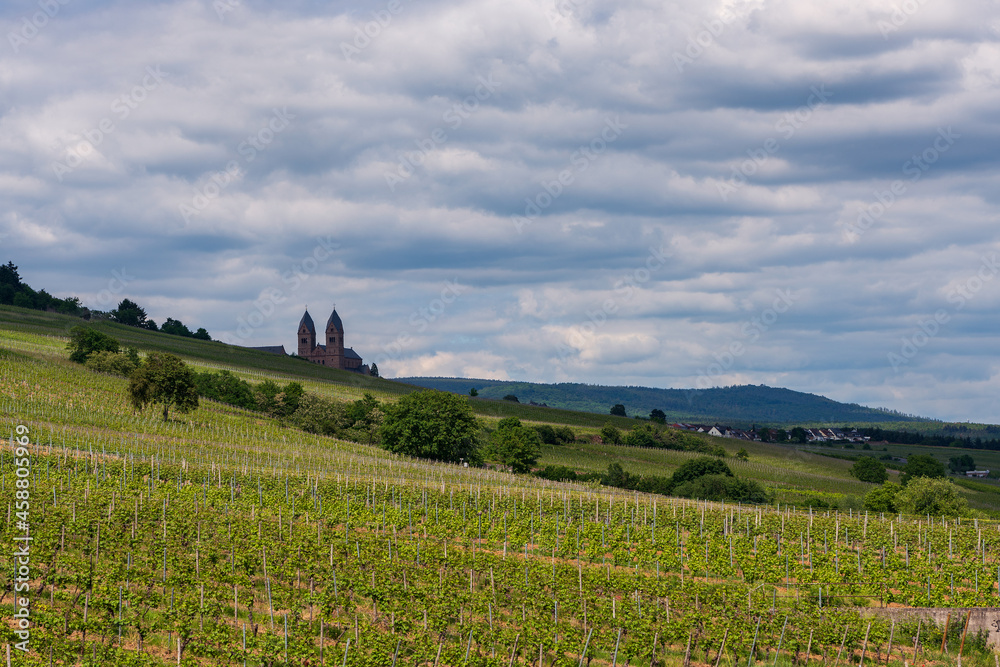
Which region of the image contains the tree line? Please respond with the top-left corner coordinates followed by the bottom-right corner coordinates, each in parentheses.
top-left (1, 260), bottom-right (212, 340)
top-left (0, 261), bottom-right (86, 315)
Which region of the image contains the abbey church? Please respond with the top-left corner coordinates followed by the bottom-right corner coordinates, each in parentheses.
top-left (296, 307), bottom-right (370, 375)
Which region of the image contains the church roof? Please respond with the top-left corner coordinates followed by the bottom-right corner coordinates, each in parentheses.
top-left (327, 308), bottom-right (344, 332)
top-left (248, 345), bottom-right (287, 356)
top-left (298, 310), bottom-right (316, 334)
top-left (345, 347), bottom-right (362, 360)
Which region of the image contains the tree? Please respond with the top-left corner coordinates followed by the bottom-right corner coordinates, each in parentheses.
top-left (67, 326), bottom-right (120, 363)
top-left (535, 424), bottom-right (557, 444)
top-left (484, 417), bottom-right (541, 474)
top-left (672, 456), bottom-right (733, 485)
top-left (160, 318), bottom-right (193, 337)
top-left (895, 477), bottom-right (970, 517)
top-left (623, 424), bottom-right (658, 448)
top-left (863, 482), bottom-right (901, 513)
top-left (346, 392), bottom-right (382, 444)
top-left (948, 454), bottom-right (976, 474)
top-left (603, 463), bottom-right (631, 488)
top-left (503, 394), bottom-right (519, 403)
top-left (774, 429), bottom-right (788, 443)
top-left (756, 428), bottom-right (771, 443)
top-left (290, 394), bottom-right (345, 436)
top-left (649, 409), bottom-right (666, 423)
top-left (110, 298), bottom-right (150, 327)
top-left (610, 404), bottom-right (626, 417)
top-left (901, 454), bottom-right (946, 484)
top-left (469, 387), bottom-right (478, 397)
top-left (850, 456), bottom-right (889, 484)
top-left (369, 363), bottom-right (379, 378)
top-left (600, 423), bottom-right (622, 445)
top-left (736, 447), bottom-right (749, 461)
top-left (380, 391), bottom-right (479, 464)
top-left (789, 427), bottom-right (807, 443)
top-left (128, 353), bottom-right (199, 421)
top-left (192, 328), bottom-right (211, 341)
top-left (0, 261), bottom-right (21, 288)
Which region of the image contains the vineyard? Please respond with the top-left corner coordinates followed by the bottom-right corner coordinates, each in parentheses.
top-left (2, 323), bottom-right (1000, 665)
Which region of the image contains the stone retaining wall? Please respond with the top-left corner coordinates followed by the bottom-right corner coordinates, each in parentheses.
top-left (857, 608), bottom-right (1000, 649)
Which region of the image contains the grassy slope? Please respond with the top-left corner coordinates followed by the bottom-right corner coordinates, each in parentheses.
top-left (4, 307), bottom-right (999, 514)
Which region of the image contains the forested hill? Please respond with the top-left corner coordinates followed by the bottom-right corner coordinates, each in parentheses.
top-left (395, 377), bottom-right (924, 425)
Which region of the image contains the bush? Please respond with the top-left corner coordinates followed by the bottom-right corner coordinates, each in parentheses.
top-left (535, 424), bottom-right (558, 444)
top-left (863, 482), bottom-right (901, 513)
top-left (67, 326), bottom-right (120, 364)
top-left (84, 349), bottom-right (139, 376)
top-left (290, 394), bottom-right (345, 436)
top-left (895, 477), bottom-right (970, 517)
top-left (555, 426), bottom-right (576, 444)
top-left (600, 423), bottom-right (622, 445)
top-left (672, 457), bottom-right (734, 485)
top-left (850, 456), bottom-right (888, 484)
top-left (673, 475), bottom-right (771, 503)
top-left (195, 370), bottom-right (256, 410)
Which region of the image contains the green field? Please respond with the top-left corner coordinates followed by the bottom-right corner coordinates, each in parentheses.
top-left (3, 308), bottom-right (1000, 666)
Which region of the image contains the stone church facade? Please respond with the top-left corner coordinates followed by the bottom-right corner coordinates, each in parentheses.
top-left (297, 307), bottom-right (369, 374)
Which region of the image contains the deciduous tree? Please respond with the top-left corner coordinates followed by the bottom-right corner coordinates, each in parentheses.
top-left (128, 353), bottom-right (199, 421)
top-left (380, 390), bottom-right (479, 464)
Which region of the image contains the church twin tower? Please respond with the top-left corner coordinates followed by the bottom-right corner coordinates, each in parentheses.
top-left (296, 307), bottom-right (368, 374)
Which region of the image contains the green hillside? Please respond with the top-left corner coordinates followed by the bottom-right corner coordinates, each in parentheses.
top-left (398, 376), bottom-right (924, 425)
top-left (4, 309), bottom-right (1000, 666)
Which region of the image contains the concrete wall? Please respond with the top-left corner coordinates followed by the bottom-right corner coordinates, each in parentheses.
top-left (858, 608), bottom-right (1000, 649)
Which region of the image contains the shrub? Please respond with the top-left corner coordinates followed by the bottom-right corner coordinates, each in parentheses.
top-left (895, 477), bottom-right (970, 517)
top-left (84, 348), bottom-right (139, 376)
top-left (535, 424), bottom-right (558, 444)
top-left (600, 423), bottom-right (622, 445)
top-left (850, 456), bottom-right (888, 484)
top-left (290, 394), bottom-right (345, 436)
top-left (672, 456), bottom-right (734, 485)
top-left (67, 326), bottom-right (119, 363)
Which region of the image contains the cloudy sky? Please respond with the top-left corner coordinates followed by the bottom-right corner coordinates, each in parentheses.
top-left (2, 0), bottom-right (999, 422)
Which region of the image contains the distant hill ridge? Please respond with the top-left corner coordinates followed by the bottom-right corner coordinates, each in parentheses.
top-left (395, 377), bottom-right (925, 425)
